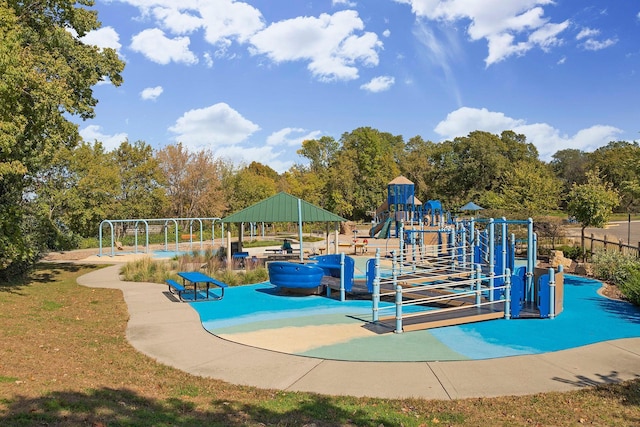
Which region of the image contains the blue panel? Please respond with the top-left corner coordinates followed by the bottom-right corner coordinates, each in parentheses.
top-left (366, 258), bottom-right (376, 293)
top-left (538, 274), bottom-right (550, 318)
top-left (510, 275), bottom-right (525, 318)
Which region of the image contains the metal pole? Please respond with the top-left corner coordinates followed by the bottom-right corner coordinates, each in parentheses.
top-left (340, 252), bottom-right (345, 302)
top-left (372, 249), bottom-right (380, 323)
top-left (488, 218), bottom-right (495, 302)
top-left (395, 284), bottom-right (403, 334)
top-left (549, 267), bottom-right (556, 319)
top-left (505, 268), bottom-right (511, 319)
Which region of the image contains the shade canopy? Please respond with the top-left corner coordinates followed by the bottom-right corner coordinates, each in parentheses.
top-left (460, 201), bottom-right (484, 211)
top-left (221, 192), bottom-right (347, 223)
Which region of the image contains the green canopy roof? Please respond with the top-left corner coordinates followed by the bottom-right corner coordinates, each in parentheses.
top-left (221, 192), bottom-right (347, 223)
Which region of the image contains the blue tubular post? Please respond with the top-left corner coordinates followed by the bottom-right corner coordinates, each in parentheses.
top-left (398, 222), bottom-right (405, 276)
top-left (372, 249), bottom-right (380, 323)
top-left (340, 252), bottom-right (346, 302)
top-left (501, 217), bottom-right (507, 281)
top-left (549, 267), bottom-right (556, 316)
top-left (395, 284), bottom-right (403, 333)
top-left (488, 218), bottom-right (495, 302)
top-left (98, 220), bottom-right (104, 257)
top-left (411, 236), bottom-right (417, 272)
top-left (475, 264), bottom-right (482, 306)
top-left (505, 268), bottom-right (511, 319)
top-left (527, 218), bottom-right (534, 303)
top-left (451, 229), bottom-right (457, 269)
top-left (109, 222), bottom-right (115, 257)
top-left (461, 222), bottom-right (467, 269)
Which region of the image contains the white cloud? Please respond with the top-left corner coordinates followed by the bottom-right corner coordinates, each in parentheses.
top-left (168, 102), bottom-right (260, 149)
top-left (130, 28), bottom-right (198, 64)
top-left (266, 128), bottom-right (323, 147)
top-left (434, 107), bottom-right (622, 159)
top-left (81, 26), bottom-right (122, 52)
top-left (151, 6), bottom-right (204, 34)
top-left (249, 10), bottom-right (382, 82)
top-left (576, 26), bottom-right (617, 51)
top-left (140, 86), bottom-right (163, 100)
top-left (198, 0), bottom-right (265, 45)
top-left (576, 27), bottom-right (600, 40)
top-left (116, 0), bottom-right (265, 45)
top-left (395, 0), bottom-right (570, 66)
top-left (203, 52), bottom-right (214, 67)
top-left (360, 75), bottom-right (395, 92)
top-left (79, 125), bottom-right (128, 151)
top-left (581, 37), bottom-right (617, 51)
top-left (382, 29), bottom-right (391, 37)
top-left (332, 0), bottom-right (357, 7)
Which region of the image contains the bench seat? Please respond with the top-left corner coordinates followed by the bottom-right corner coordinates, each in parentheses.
top-left (167, 279), bottom-right (188, 301)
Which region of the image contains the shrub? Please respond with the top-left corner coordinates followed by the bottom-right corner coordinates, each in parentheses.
top-left (618, 268), bottom-right (640, 306)
top-left (591, 250), bottom-right (640, 305)
top-left (557, 245), bottom-right (586, 260)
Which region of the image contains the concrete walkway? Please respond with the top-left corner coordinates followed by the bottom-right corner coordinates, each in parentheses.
top-left (77, 264), bottom-right (640, 400)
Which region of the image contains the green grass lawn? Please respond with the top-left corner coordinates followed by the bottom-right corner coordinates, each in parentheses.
top-left (0, 263), bottom-right (639, 426)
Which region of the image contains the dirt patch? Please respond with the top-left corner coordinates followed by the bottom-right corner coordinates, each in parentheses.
top-left (600, 282), bottom-right (627, 301)
top-left (42, 248), bottom-right (99, 261)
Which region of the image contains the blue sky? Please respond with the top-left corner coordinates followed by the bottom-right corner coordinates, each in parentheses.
top-left (77, 0), bottom-right (640, 172)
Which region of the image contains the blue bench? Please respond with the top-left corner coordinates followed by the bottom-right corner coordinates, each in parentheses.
top-left (308, 254), bottom-right (355, 292)
top-left (167, 279), bottom-right (188, 301)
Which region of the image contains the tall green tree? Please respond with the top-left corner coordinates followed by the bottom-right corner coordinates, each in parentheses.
top-left (297, 136), bottom-right (339, 173)
top-left (490, 160), bottom-right (561, 216)
top-left (0, 1), bottom-right (124, 276)
top-left (326, 127), bottom-right (402, 219)
top-left (567, 169), bottom-right (620, 252)
top-left (223, 162), bottom-right (277, 213)
top-left (588, 141), bottom-right (640, 211)
top-left (33, 141), bottom-right (119, 241)
top-left (112, 140), bottom-right (167, 221)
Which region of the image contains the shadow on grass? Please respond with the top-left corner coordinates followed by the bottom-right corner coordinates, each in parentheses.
top-left (0, 387), bottom-right (410, 427)
top-left (551, 371), bottom-right (640, 392)
top-left (0, 262), bottom-right (101, 294)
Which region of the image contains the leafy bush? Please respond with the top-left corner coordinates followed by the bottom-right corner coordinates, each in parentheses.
top-left (557, 245), bottom-right (586, 260)
top-left (591, 250), bottom-right (640, 305)
top-left (618, 268), bottom-right (640, 306)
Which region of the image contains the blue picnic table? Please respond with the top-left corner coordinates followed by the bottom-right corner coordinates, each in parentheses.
top-left (177, 271), bottom-right (228, 301)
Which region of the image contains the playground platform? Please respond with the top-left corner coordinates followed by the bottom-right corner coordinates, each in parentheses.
top-left (75, 262), bottom-right (640, 400)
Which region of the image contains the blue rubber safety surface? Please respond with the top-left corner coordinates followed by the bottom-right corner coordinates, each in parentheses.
top-left (191, 274), bottom-right (640, 362)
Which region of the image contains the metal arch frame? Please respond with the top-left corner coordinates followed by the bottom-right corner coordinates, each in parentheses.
top-left (98, 217), bottom-right (223, 257)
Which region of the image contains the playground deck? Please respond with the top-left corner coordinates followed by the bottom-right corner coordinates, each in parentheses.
top-left (375, 301), bottom-right (506, 332)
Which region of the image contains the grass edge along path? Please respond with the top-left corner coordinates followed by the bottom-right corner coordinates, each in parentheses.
top-left (0, 263), bottom-right (638, 426)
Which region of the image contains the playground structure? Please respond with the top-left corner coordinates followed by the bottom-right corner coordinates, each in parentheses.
top-left (367, 217), bottom-right (564, 333)
top-left (268, 213), bottom-right (564, 333)
top-left (98, 217), bottom-right (224, 257)
top-left (369, 176), bottom-right (446, 239)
